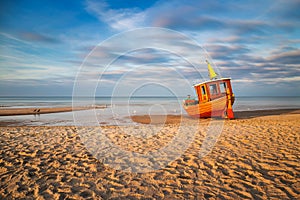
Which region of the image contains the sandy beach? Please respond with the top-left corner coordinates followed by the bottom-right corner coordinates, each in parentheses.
top-left (0, 110), bottom-right (299, 199)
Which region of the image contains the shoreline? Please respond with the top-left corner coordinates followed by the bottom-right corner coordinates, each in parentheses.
top-left (0, 108), bottom-right (299, 126)
top-left (131, 108), bottom-right (300, 124)
top-left (231, 108), bottom-right (300, 118)
top-left (0, 105), bottom-right (106, 116)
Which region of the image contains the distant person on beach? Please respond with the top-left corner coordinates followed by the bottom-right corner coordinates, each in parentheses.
top-left (185, 95), bottom-right (196, 106)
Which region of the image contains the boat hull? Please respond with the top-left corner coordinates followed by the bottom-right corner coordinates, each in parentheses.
top-left (183, 96), bottom-right (232, 118)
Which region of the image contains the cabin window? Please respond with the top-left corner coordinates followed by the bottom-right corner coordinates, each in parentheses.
top-left (209, 84), bottom-right (218, 95)
top-left (220, 82), bottom-right (227, 93)
top-left (201, 85), bottom-right (206, 95)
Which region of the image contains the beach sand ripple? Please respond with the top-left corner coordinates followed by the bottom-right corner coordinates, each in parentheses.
top-left (0, 113), bottom-right (299, 199)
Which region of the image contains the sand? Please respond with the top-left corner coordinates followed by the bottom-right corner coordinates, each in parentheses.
top-left (0, 111), bottom-right (299, 199)
top-left (0, 105), bottom-right (106, 116)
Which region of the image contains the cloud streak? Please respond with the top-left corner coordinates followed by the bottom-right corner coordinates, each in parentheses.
top-left (19, 32), bottom-right (60, 44)
top-left (1, 0), bottom-right (299, 96)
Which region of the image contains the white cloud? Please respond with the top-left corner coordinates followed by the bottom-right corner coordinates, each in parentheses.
top-left (85, 0), bottom-right (145, 31)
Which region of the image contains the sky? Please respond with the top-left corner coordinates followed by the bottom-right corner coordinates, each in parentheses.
top-left (0, 0), bottom-right (300, 97)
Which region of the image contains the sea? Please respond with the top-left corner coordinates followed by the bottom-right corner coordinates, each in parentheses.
top-left (0, 96), bottom-right (300, 126)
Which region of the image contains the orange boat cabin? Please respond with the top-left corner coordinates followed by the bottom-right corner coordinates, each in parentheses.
top-left (194, 78), bottom-right (234, 104)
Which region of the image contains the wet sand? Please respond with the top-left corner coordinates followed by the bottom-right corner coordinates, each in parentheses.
top-left (0, 105), bottom-right (106, 116)
top-left (0, 110), bottom-right (299, 199)
top-left (130, 108), bottom-right (300, 124)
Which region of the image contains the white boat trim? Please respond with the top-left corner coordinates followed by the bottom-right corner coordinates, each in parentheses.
top-left (193, 77), bottom-right (231, 86)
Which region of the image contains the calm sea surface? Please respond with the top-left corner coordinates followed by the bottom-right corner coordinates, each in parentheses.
top-left (0, 96), bottom-right (299, 126)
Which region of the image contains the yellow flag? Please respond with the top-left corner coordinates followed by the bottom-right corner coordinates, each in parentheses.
top-left (206, 60), bottom-right (218, 80)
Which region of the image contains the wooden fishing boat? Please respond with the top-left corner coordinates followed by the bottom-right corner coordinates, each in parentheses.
top-left (183, 61), bottom-right (235, 119)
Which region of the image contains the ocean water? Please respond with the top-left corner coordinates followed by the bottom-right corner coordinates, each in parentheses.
top-left (0, 96), bottom-right (300, 126)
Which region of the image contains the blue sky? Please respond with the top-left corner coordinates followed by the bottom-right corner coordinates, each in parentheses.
top-left (0, 0), bottom-right (299, 96)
